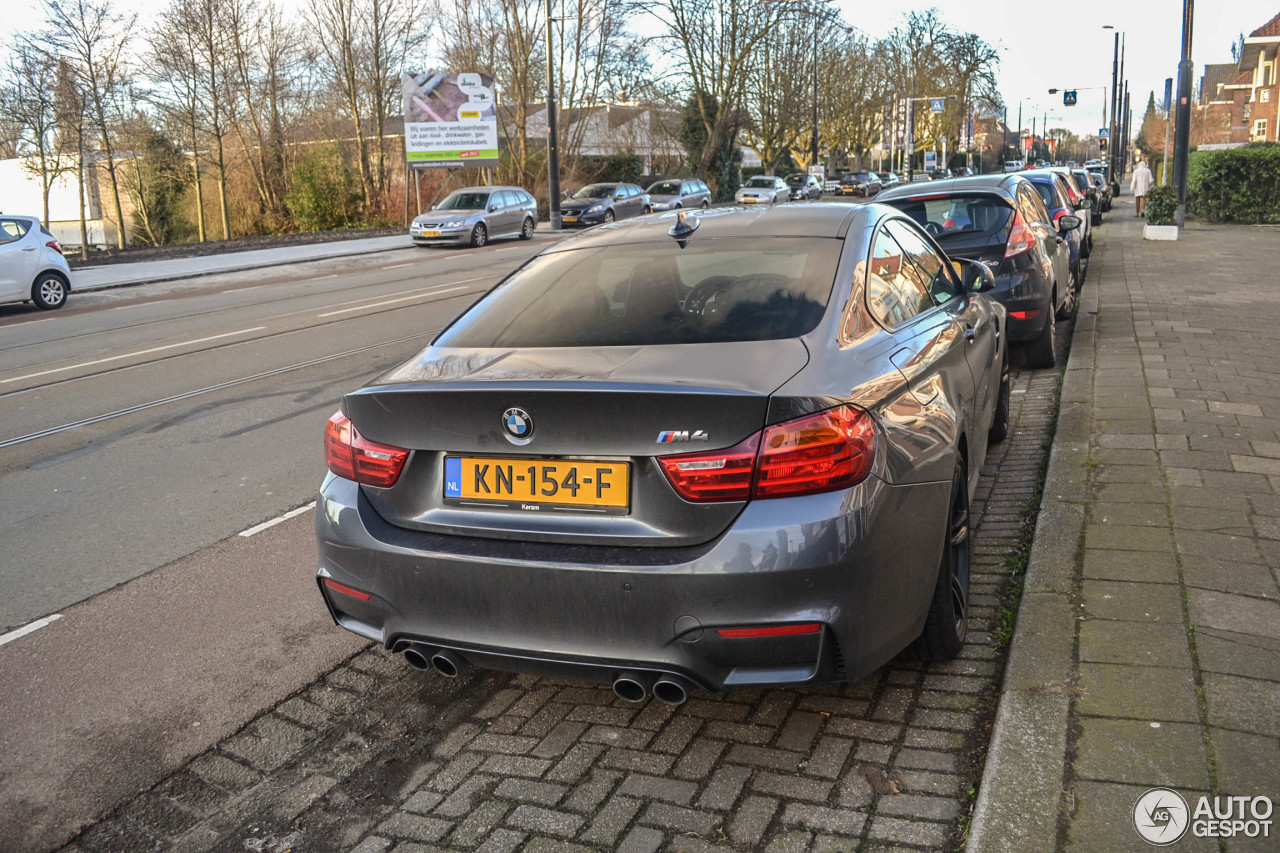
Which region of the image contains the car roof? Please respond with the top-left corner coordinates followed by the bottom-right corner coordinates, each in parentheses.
top-left (542, 203), bottom-right (870, 251)
top-left (877, 174), bottom-right (1022, 202)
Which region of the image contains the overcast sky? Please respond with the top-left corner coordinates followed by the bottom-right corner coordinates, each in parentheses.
top-left (3, 0), bottom-right (1276, 142)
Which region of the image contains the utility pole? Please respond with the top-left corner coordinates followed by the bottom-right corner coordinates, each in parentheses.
top-left (1172, 0), bottom-right (1195, 226)
top-left (1123, 87), bottom-right (1131, 175)
top-left (1162, 77), bottom-right (1173, 185)
top-left (544, 0), bottom-right (562, 229)
top-left (1109, 31), bottom-right (1119, 187)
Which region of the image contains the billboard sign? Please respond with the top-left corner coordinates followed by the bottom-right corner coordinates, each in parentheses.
top-left (402, 72), bottom-right (499, 168)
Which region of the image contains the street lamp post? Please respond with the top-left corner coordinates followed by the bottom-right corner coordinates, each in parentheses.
top-left (1172, 0), bottom-right (1194, 226)
top-left (544, 0), bottom-right (561, 229)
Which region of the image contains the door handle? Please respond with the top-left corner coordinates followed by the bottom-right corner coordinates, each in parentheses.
top-left (21, 247), bottom-right (37, 252)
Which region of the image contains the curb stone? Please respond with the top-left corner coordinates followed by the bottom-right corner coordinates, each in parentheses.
top-left (967, 248), bottom-right (1100, 853)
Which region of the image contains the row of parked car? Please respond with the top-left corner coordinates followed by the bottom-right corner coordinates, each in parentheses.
top-left (872, 164), bottom-right (1106, 369)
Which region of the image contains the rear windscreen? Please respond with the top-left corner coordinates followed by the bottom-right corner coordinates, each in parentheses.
top-left (881, 195), bottom-right (1012, 239)
top-left (1028, 181), bottom-right (1059, 210)
top-left (435, 238), bottom-right (842, 348)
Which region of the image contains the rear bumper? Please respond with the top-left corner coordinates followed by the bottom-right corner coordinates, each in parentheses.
top-left (991, 272), bottom-right (1052, 343)
top-left (315, 472), bottom-right (948, 691)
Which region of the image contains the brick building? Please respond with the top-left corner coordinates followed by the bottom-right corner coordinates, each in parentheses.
top-left (1198, 11), bottom-right (1280, 144)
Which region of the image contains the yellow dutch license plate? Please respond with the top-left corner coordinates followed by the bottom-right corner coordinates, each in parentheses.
top-left (420, 230), bottom-right (440, 237)
top-left (444, 457), bottom-right (629, 512)
top-left (562, 216), bottom-right (578, 223)
top-left (743, 198), bottom-right (758, 203)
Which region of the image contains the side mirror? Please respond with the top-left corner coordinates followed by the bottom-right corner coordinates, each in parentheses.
top-left (489, 204), bottom-right (500, 212)
top-left (1058, 214), bottom-right (1082, 231)
top-left (615, 193), bottom-right (625, 200)
top-left (952, 257), bottom-right (997, 293)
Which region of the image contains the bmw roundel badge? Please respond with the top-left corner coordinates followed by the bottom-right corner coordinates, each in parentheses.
top-left (502, 407), bottom-right (533, 444)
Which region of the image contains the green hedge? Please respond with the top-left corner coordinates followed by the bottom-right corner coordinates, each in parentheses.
top-left (1187, 143), bottom-right (1280, 224)
top-left (1145, 185), bottom-right (1177, 226)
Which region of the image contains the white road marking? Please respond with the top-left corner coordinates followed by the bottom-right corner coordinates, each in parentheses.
top-left (383, 262), bottom-right (414, 269)
top-left (317, 285), bottom-right (468, 317)
top-left (1, 327), bottom-right (267, 384)
top-left (238, 501), bottom-right (316, 537)
top-left (0, 614), bottom-right (62, 648)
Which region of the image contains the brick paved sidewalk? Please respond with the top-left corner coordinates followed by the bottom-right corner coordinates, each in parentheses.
top-left (971, 205), bottom-right (1280, 852)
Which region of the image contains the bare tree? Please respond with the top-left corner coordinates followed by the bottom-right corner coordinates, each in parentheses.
top-left (437, 0), bottom-right (543, 186)
top-left (149, 0), bottom-right (209, 241)
top-left (310, 0), bottom-right (428, 207)
top-left (646, 0), bottom-right (790, 178)
top-left (5, 39), bottom-right (74, 226)
top-left (54, 57), bottom-right (92, 258)
top-left (41, 0), bottom-right (136, 249)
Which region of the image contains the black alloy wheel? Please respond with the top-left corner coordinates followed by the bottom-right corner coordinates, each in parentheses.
top-left (470, 223), bottom-right (488, 247)
top-left (32, 273), bottom-right (67, 310)
top-left (1055, 270), bottom-right (1078, 320)
top-left (904, 462), bottom-right (971, 660)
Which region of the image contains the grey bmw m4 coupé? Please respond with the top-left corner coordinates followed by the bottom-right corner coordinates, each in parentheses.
top-left (317, 203), bottom-right (1009, 705)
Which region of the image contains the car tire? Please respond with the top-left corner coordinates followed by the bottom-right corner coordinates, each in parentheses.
top-left (1024, 301), bottom-right (1057, 369)
top-left (1056, 271), bottom-right (1078, 320)
top-left (700, 200), bottom-right (709, 209)
top-left (470, 223), bottom-right (487, 247)
top-left (519, 217), bottom-right (534, 240)
top-left (603, 210), bottom-right (615, 223)
top-left (1092, 210), bottom-right (1103, 226)
top-left (643, 205), bottom-right (651, 215)
top-left (989, 348), bottom-right (1011, 443)
top-left (903, 462), bottom-right (970, 661)
top-left (32, 273), bottom-right (67, 310)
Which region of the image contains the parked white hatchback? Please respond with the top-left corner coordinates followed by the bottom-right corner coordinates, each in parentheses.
top-left (0, 215), bottom-right (72, 310)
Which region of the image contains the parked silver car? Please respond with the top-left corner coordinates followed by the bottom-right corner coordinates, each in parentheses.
top-left (0, 215), bottom-right (71, 310)
top-left (735, 176), bottom-right (789, 204)
top-left (646, 178), bottom-right (712, 211)
top-left (411, 187), bottom-right (537, 248)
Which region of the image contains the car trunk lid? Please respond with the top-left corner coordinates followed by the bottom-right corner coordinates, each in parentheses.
top-left (343, 340), bottom-right (810, 546)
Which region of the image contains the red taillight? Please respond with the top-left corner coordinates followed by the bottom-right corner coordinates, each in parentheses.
top-left (324, 411), bottom-right (409, 487)
top-left (756, 406), bottom-right (876, 498)
top-left (658, 432), bottom-right (759, 502)
top-left (658, 405), bottom-right (876, 503)
top-left (323, 578), bottom-right (371, 601)
top-left (717, 623), bottom-right (821, 638)
top-left (1004, 211), bottom-right (1035, 259)
top-left (45, 239), bottom-right (63, 255)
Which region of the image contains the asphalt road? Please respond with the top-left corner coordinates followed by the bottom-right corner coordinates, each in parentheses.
top-left (0, 237), bottom-right (550, 849)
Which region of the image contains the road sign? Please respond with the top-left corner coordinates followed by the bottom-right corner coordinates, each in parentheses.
top-left (1099, 128), bottom-right (1109, 139)
top-left (930, 98), bottom-right (945, 113)
top-left (1063, 90), bottom-right (1078, 106)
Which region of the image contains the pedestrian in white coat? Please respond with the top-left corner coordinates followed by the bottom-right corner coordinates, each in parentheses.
top-left (1131, 160), bottom-right (1154, 217)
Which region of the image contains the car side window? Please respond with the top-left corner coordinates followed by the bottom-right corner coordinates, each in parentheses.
top-left (1019, 186), bottom-right (1050, 225)
top-left (0, 219), bottom-right (30, 244)
top-left (866, 227), bottom-right (933, 328)
top-left (886, 220), bottom-right (962, 304)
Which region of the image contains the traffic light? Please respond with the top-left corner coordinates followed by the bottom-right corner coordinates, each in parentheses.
top-left (1100, 137), bottom-right (1108, 150)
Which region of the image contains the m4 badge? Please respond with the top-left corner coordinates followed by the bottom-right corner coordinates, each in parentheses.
top-left (657, 430), bottom-right (709, 443)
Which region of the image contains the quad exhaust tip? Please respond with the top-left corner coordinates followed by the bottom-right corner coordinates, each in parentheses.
top-left (612, 672), bottom-right (654, 703)
top-left (430, 650), bottom-right (464, 678)
top-left (613, 672), bottom-right (691, 705)
top-left (653, 676), bottom-right (690, 706)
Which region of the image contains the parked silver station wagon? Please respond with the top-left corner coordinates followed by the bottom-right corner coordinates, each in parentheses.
top-left (317, 203), bottom-right (1009, 705)
top-left (410, 186), bottom-right (537, 248)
